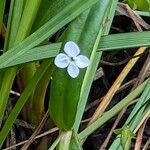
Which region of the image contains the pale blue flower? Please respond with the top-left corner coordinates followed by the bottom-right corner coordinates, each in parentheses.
top-left (54, 41), bottom-right (89, 78)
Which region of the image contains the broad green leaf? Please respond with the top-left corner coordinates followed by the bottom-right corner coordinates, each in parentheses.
top-left (49, 10), bottom-right (90, 130)
top-left (49, 0), bottom-right (110, 130)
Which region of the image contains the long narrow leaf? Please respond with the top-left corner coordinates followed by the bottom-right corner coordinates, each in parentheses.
top-left (0, 30), bottom-right (150, 70)
top-left (98, 31), bottom-right (150, 51)
top-left (0, 43), bottom-right (61, 69)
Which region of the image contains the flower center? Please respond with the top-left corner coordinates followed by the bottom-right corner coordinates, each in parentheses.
top-left (70, 57), bottom-right (77, 62)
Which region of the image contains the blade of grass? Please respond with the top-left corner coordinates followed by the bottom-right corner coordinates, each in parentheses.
top-left (70, 131), bottom-right (82, 150)
top-left (1, 29), bottom-right (150, 70)
top-left (0, 43), bottom-right (61, 69)
top-left (1, 29), bottom-right (150, 69)
top-left (126, 80), bottom-right (150, 127)
top-left (0, 0), bottom-right (23, 87)
top-left (98, 31), bottom-right (150, 51)
top-left (0, 0), bottom-right (6, 86)
top-left (79, 78), bottom-right (149, 140)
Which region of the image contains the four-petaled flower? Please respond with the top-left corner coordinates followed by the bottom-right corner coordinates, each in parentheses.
top-left (54, 41), bottom-right (90, 78)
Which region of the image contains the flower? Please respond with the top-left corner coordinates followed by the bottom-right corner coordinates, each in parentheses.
top-left (54, 41), bottom-right (90, 78)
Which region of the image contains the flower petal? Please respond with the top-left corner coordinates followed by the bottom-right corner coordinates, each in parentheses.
top-left (54, 53), bottom-right (70, 68)
top-left (64, 41), bottom-right (80, 57)
top-left (75, 55), bottom-right (90, 68)
top-left (67, 62), bottom-right (79, 78)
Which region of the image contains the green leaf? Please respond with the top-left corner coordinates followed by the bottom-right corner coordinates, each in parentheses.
top-left (125, 0), bottom-right (150, 11)
top-left (0, 43), bottom-right (61, 69)
top-left (0, 60), bottom-right (52, 148)
top-left (98, 31), bottom-right (150, 51)
top-left (49, 0), bottom-right (110, 130)
top-left (0, 30), bottom-right (150, 70)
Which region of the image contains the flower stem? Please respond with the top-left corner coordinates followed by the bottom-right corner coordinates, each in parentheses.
top-left (57, 130), bottom-right (72, 150)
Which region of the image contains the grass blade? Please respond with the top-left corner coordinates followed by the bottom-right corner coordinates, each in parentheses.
top-left (0, 43), bottom-right (61, 69)
top-left (79, 79), bottom-right (149, 140)
top-left (98, 31), bottom-right (150, 51)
